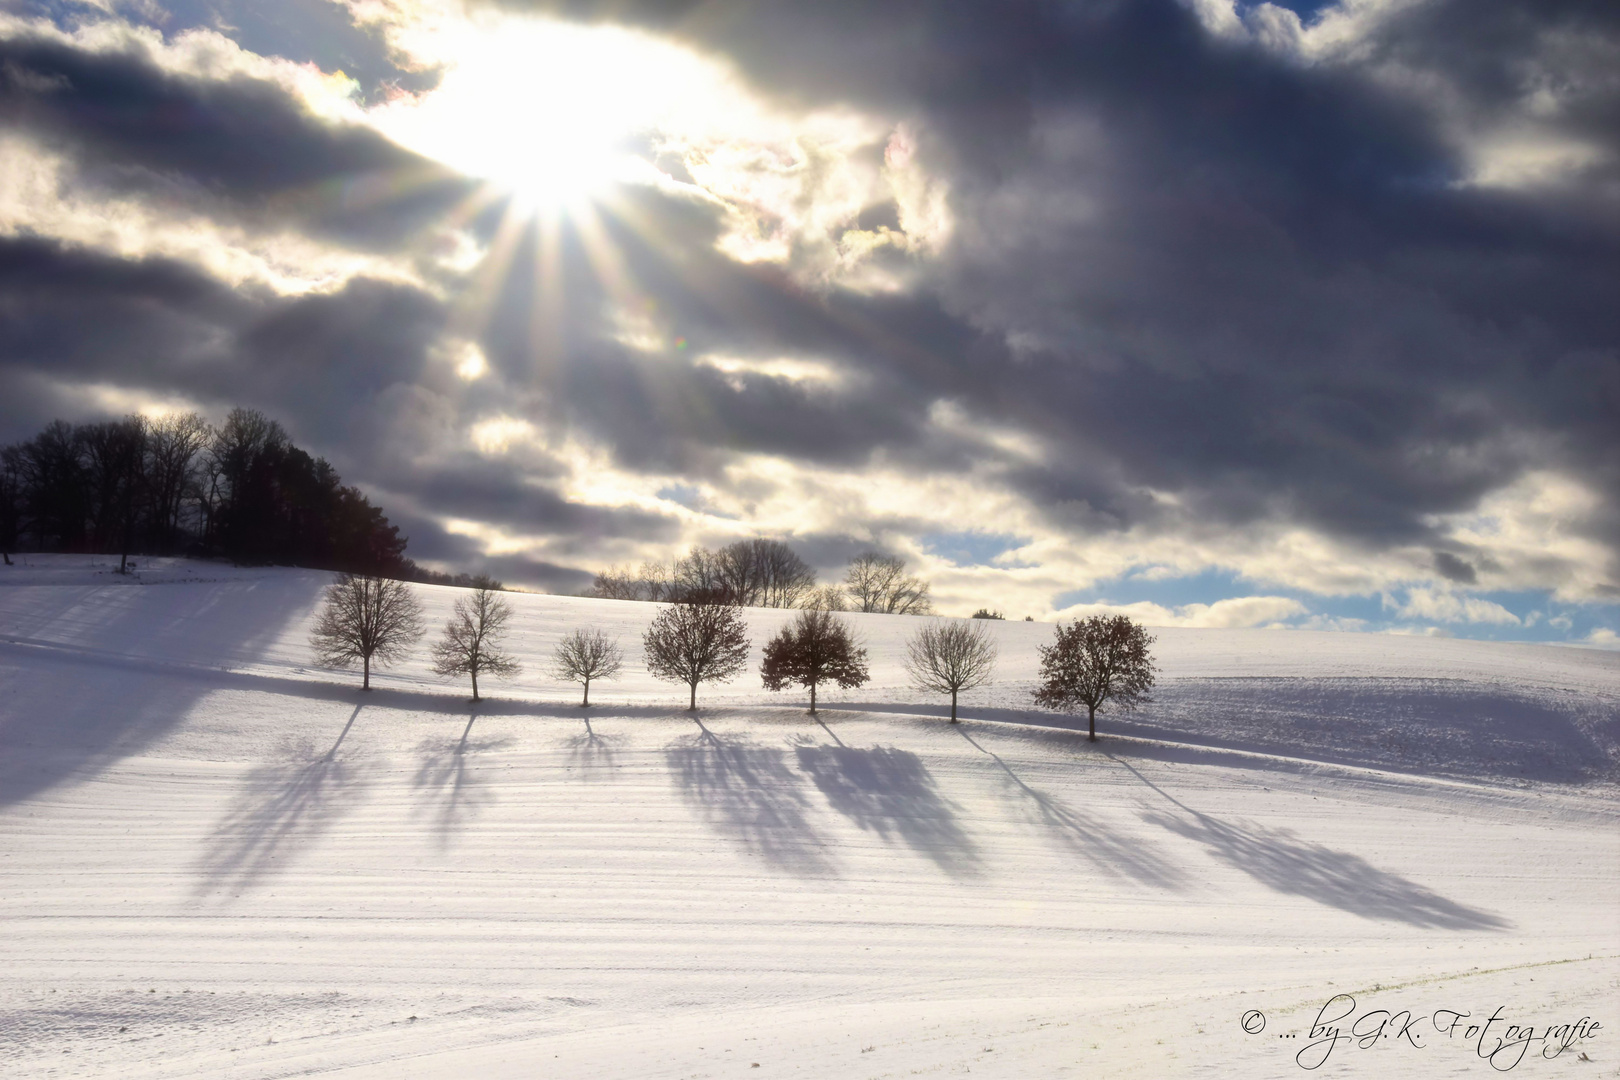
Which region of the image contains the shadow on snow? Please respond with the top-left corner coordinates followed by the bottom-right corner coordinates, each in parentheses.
top-left (192, 704), bottom-right (370, 898)
top-left (564, 715), bottom-right (620, 780)
top-left (665, 719), bottom-right (837, 877)
top-left (795, 719), bottom-right (981, 879)
top-left (953, 726), bottom-right (1186, 889)
top-left (412, 711), bottom-right (511, 846)
top-left (1111, 754), bottom-right (1511, 930)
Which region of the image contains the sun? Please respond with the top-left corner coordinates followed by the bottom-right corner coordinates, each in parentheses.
top-left (370, 19), bottom-right (729, 211)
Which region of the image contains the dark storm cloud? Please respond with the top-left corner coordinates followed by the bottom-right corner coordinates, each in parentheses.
top-left (0, 234), bottom-right (257, 388)
top-left (0, 30), bottom-right (474, 248)
top-left (0, 234), bottom-right (443, 456)
top-left (469, 196), bottom-right (951, 473)
top-left (1433, 552), bottom-right (1478, 585)
top-left (379, 507), bottom-right (599, 593)
top-left (238, 277), bottom-right (447, 436)
top-left (1, 0), bottom-right (1616, 596)
top-left (495, 0), bottom-right (1618, 587)
top-left (394, 457), bottom-right (680, 543)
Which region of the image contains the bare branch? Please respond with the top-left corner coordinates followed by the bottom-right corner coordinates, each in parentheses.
top-left (845, 551), bottom-right (932, 614)
top-left (642, 598), bottom-right (752, 710)
top-left (902, 620), bottom-right (997, 722)
top-left (310, 574), bottom-right (424, 690)
top-left (552, 627), bottom-right (625, 707)
top-left (430, 587), bottom-right (520, 701)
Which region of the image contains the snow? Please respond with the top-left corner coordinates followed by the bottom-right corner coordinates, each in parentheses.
top-left (1, 555), bottom-right (1616, 1078)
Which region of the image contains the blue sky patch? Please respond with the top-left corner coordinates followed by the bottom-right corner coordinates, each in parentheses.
top-left (1053, 568), bottom-right (1620, 647)
top-left (922, 531), bottom-right (1032, 568)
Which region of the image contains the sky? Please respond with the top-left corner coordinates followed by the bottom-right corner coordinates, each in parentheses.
top-left (0, 0), bottom-right (1616, 645)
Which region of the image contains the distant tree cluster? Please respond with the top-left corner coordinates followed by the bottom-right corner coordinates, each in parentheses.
top-left (845, 551), bottom-right (933, 615)
top-left (590, 544), bottom-right (933, 615)
top-left (591, 538), bottom-right (816, 607)
top-left (1, 408), bottom-right (409, 576)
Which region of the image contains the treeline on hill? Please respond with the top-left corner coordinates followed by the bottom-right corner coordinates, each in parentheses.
top-left (0, 408), bottom-right (448, 581)
top-left (590, 544), bottom-right (934, 614)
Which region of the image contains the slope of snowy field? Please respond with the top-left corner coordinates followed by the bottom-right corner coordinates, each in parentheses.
top-left (1, 556), bottom-right (1616, 1078)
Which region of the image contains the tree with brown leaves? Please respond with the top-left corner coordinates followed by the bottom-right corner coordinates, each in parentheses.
top-left (1032, 614), bottom-right (1157, 741)
top-left (760, 608), bottom-right (869, 713)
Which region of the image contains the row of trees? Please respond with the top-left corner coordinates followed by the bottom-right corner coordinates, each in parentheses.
top-left (0, 409), bottom-right (410, 575)
top-left (313, 577), bottom-right (1157, 740)
top-left (590, 546), bottom-right (933, 615)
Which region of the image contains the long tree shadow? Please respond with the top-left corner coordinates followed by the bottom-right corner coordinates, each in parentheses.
top-left (413, 712), bottom-right (511, 846)
top-left (193, 706), bottom-right (369, 898)
top-left (564, 715), bottom-right (619, 780)
top-left (953, 727), bottom-right (1186, 889)
top-left (796, 722), bottom-right (980, 879)
top-left (665, 720), bottom-right (837, 876)
top-left (1112, 755), bottom-right (1511, 930)
top-left (0, 573), bottom-right (324, 808)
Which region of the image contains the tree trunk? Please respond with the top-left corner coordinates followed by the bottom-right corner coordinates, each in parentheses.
top-left (582, 677), bottom-right (590, 707)
top-left (1088, 704), bottom-right (1097, 741)
top-left (118, 499), bottom-right (133, 574)
top-left (689, 680), bottom-right (697, 711)
top-left (471, 667), bottom-right (480, 702)
top-left (809, 682), bottom-right (817, 714)
top-left (950, 688), bottom-right (958, 723)
top-left (363, 653), bottom-right (371, 690)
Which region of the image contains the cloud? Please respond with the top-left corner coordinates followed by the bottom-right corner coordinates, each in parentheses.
top-left (0, 20), bottom-right (476, 248)
top-left (0, 0), bottom-right (1614, 620)
top-left (1051, 594), bottom-right (1307, 629)
top-left (1432, 551), bottom-right (1478, 584)
top-left (1393, 588), bottom-right (1521, 626)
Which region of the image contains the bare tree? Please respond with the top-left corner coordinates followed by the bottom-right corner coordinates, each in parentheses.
top-left (589, 564), bottom-right (643, 600)
top-left (553, 627), bottom-right (624, 706)
top-left (670, 545), bottom-right (733, 603)
top-left (591, 543), bottom-right (813, 607)
top-left (1032, 615), bottom-right (1157, 741)
top-left (310, 573), bottom-right (425, 690)
top-left (0, 445), bottom-right (20, 565)
top-left (144, 411), bottom-right (210, 552)
top-left (799, 584), bottom-right (848, 611)
top-left (431, 586), bottom-right (520, 701)
top-left (81, 416), bottom-right (147, 573)
top-left (643, 597), bottom-right (752, 709)
top-left (639, 558), bottom-right (673, 601)
top-left (760, 608), bottom-right (869, 713)
top-left (715, 538), bottom-right (817, 607)
top-left (845, 551), bottom-right (932, 614)
top-left (756, 540), bottom-right (817, 607)
top-left (903, 620), bottom-right (997, 722)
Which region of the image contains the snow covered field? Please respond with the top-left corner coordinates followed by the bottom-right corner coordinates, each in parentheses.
top-left (2, 556), bottom-right (1616, 1078)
